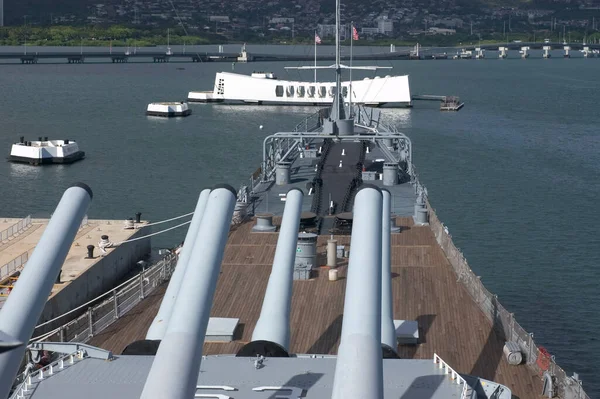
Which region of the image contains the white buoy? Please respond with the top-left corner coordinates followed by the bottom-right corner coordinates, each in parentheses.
top-left (259, 125), bottom-right (264, 130)
top-left (339, 160), bottom-right (343, 168)
top-left (342, 149), bottom-right (346, 156)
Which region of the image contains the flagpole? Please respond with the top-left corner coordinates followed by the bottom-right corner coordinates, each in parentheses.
top-left (349, 22), bottom-right (353, 116)
top-left (314, 30), bottom-right (317, 83)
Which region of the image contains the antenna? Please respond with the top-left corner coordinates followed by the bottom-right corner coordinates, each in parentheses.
top-left (283, 0), bottom-right (390, 127)
top-left (349, 21), bottom-right (354, 116)
top-left (332, 0), bottom-right (345, 121)
top-left (166, 28), bottom-right (173, 56)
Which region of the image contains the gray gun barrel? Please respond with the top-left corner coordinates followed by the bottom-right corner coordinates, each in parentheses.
top-left (145, 188), bottom-right (211, 340)
top-left (331, 186), bottom-right (384, 399)
top-left (238, 189), bottom-right (303, 357)
top-left (140, 185), bottom-right (236, 399)
top-left (0, 183), bottom-right (92, 399)
top-left (381, 189), bottom-right (398, 358)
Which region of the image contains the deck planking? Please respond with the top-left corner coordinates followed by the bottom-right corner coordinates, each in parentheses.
top-left (89, 216), bottom-right (543, 399)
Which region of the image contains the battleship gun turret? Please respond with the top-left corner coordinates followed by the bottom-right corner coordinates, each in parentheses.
top-left (140, 185), bottom-right (236, 399)
top-left (0, 183), bottom-right (93, 399)
top-left (331, 186), bottom-right (384, 399)
top-left (237, 188), bottom-right (304, 357)
top-left (381, 189), bottom-right (399, 358)
top-left (144, 188), bottom-right (212, 342)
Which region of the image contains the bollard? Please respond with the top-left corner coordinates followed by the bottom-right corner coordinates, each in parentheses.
top-left (86, 245), bottom-right (95, 259)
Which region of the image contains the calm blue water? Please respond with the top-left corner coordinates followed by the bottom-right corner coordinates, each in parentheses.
top-left (0, 47), bottom-right (598, 395)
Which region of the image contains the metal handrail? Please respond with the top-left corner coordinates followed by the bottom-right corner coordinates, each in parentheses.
top-left (427, 203), bottom-right (591, 399)
top-left (10, 253), bottom-right (179, 396)
top-left (11, 351), bottom-right (86, 399)
top-left (0, 216), bottom-right (32, 243)
top-left (0, 252), bottom-right (29, 282)
top-left (433, 353), bottom-right (470, 399)
top-left (29, 253), bottom-right (178, 343)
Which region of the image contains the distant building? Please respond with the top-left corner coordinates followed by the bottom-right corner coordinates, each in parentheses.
top-left (209, 16), bottom-right (230, 23)
top-left (318, 24), bottom-right (349, 40)
top-left (270, 17), bottom-right (294, 24)
top-left (432, 18), bottom-right (463, 28)
top-left (361, 27), bottom-right (380, 36)
top-left (428, 27), bottom-right (456, 35)
top-left (376, 16), bottom-right (393, 35)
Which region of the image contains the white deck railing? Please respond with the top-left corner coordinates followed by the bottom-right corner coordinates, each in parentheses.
top-left (0, 252), bottom-right (29, 282)
top-left (9, 253), bottom-right (179, 396)
top-left (433, 353), bottom-right (470, 399)
top-left (0, 216), bottom-right (32, 243)
top-left (11, 351), bottom-right (86, 399)
top-left (26, 252), bottom-right (177, 344)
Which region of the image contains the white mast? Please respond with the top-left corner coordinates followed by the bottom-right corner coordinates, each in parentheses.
top-left (166, 28), bottom-right (173, 55)
top-left (284, 0), bottom-right (391, 118)
top-left (331, 0), bottom-right (345, 120)
top-left (314, 30), bottom-right (317, 83)
top-left (349, 21), bottom-right (353, 116)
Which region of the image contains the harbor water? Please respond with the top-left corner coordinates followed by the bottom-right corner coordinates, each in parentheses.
top-left (0, 45), bottom-right (598, 395)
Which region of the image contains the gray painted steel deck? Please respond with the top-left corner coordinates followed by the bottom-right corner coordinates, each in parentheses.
top-left (252, 141), bottom-right (417, 219)
top-left (22, 356), bottom-right (464, 399)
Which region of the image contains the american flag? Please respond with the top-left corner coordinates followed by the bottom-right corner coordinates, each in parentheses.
top-left (352, 26), bottom-right (359, 41)
top-left (315, 33), bottom-right (322, 44)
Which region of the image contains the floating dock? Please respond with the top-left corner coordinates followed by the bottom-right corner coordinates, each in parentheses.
top-left (0, 217), bottom-right (151, 334)
top-left (8, 138), bottom-right (85, 165)
top-left (146, 102), bottom-right (192, 117)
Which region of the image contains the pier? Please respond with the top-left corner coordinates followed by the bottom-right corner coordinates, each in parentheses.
top-left (0, 216), bottom-right (151, 334)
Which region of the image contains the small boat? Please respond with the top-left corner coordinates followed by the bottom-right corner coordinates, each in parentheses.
top-left (146, 102), bottom-right (192, 117)
top-left (440, 96), bottom-right (464, 111)
top-left (459, 49), bottom-right (473, 59)
top-left (8, 137), bottom-right (85, 165)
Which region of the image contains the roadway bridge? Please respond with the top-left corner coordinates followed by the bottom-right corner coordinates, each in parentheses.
top-left (2, 42), bottom-right (598, 64)
top-left (457, 42), bottom-right (600, 51)
top-left (0, 50), bottom-right (412, 64)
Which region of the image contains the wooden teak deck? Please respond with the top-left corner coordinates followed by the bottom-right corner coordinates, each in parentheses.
top-left (90, 217), bottom-right (543, 399)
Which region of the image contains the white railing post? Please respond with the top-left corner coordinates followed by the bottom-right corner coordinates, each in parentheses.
top-left (0, 215), bottom-right (31, 243)
top-left (432, 353), bottom-right (470, 399)
top-left (113, 289), bottom-right (119, 319)
top-left (87, 308), bottom-right (93, 337)
top-left (139, 271), bottom-right (145, 299)
top-left (30, 250), bottom-right (184, 349)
